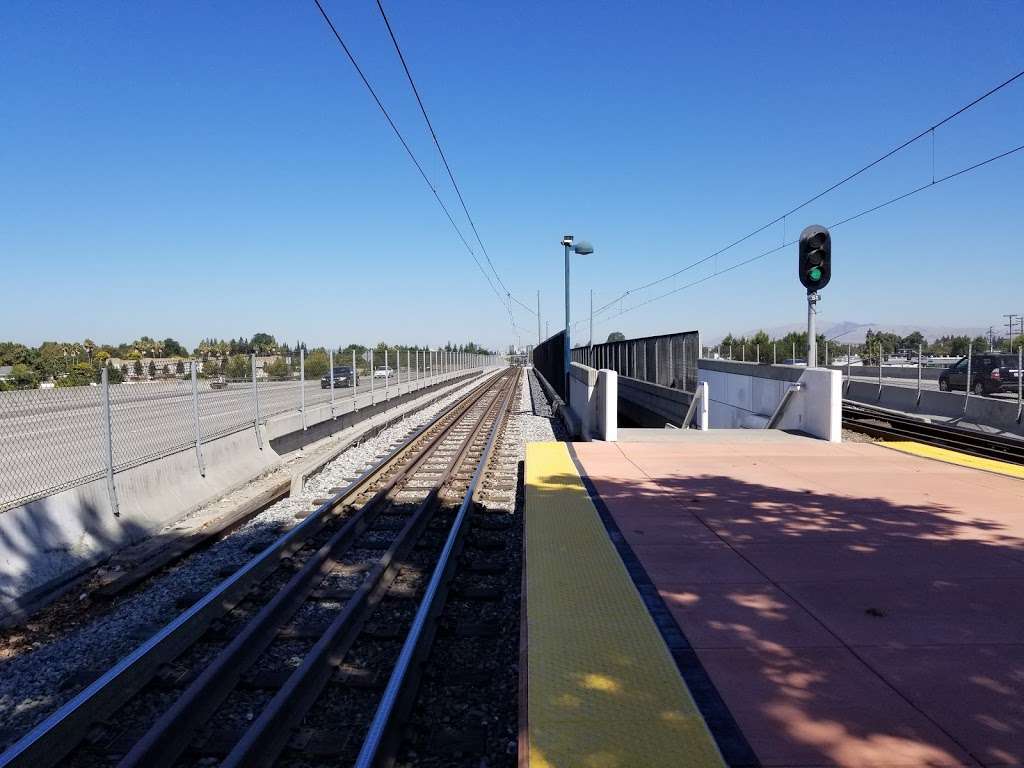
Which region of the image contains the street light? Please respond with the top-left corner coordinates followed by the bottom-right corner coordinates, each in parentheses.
top-left (562, 234), bottom-right (594, 400)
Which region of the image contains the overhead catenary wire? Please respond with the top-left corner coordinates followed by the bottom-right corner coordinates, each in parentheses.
top-left (374, 0), bottom-right (536, 317)
top-left (310, 0), bottom-right (518, 329)
top-left (590, 142), bottom-right (1024, 328)
top-left (591, 69), bottom-right (1024, 321)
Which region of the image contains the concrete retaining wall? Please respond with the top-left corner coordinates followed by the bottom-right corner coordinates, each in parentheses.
top-left (845, 379), bottom-right (1024, 436)
top-left (618, 376), bottom-right (694, 428)
top-left (0, 368), bottom-right (490, 619)
top-left (831, 365), bottom-right (943, 381)
top-left (698, 359), bottom-right (841, 441)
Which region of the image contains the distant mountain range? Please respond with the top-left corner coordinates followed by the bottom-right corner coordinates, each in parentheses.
top-left (708, 321), bottom-right (989, 346)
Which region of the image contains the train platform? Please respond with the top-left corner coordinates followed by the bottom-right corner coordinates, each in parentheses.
top-left (523, 432), bottom-right (1024, 768)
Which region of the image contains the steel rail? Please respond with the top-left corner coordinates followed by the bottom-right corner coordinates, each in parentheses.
top-left (0, 369), bottom-right (508, 768)
top-left (355, 369), bottom-right (520, 767)
top-left (220, 370), bottom-right (519, 768)
top-left (115, 371), bottom-right (510, 768)
top-left (842, 402), bottom-right (1024, 464)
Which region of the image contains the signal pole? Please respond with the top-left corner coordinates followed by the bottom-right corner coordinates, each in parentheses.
top-left (537, 290), bottom-right (542, 344)
top-left (807, 291), bottom-right (819, 368)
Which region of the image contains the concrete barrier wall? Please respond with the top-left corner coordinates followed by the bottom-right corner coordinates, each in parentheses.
top-left (568, 362), bottom-right (617, 441)
top-left (698, 359), bottom-right (841, 441)
top-left (617, 376), bottom-right (693, 428)
top-left (0, 367), bottom-right (491, 618)
top-left (845, 379), bottom-right (1024, 436)
top-left (830, 365), bottom-right (943, 381)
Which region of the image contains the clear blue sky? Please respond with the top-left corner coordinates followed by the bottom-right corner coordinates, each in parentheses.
top-left (1, 1), bottom-right (1022, 350)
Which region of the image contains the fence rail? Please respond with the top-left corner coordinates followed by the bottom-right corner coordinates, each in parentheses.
top-left (571, 330), bottom-right (700, 393)
top-left (0, 350), bottom-right (495, 513)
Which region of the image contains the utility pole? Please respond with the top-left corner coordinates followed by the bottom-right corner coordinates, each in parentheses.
top-left (1005, 314), bottom-right (1018, 351)
top-left (537, 290), bottom-right (542, 344)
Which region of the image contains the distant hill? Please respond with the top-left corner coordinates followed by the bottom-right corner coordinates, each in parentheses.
top-left (708, 321), bottom-right (989, 346)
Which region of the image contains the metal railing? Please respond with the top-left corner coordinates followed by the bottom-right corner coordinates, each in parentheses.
top-left (0, 350), bottom-right (499, 513)
top-left (532, 331), bottom-right (566, 400)
top-left (572, 330), bottom-right (700, 393)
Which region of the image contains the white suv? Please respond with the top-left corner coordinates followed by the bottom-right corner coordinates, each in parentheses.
top-left (373, 367), bottom-right (393, 379)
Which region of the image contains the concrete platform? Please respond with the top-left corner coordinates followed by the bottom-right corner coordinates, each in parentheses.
top-left (569, 435), bottom-right (1024, 767)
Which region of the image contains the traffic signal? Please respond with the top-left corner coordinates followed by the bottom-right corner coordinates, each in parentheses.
top-left (798, 225), bottom-right (831, 292)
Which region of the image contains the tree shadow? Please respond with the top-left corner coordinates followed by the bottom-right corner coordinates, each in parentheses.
top-left (528, 460), bottom-right (1024, 767)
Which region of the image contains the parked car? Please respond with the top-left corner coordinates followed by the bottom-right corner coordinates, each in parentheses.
top-left (210, 376), bottom-right (228, 390)
top-left (938, 354), bottom-right (1021, 395)
top-left (320, 366), bottom-right (358, 389)
top-left (373, 366), bottom-right (394, 379)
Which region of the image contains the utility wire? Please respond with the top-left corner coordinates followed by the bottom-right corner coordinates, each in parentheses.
top-left (374, 0), bottom-right (536, 316)
top-left (591, 69), bottom-right (1024, 320)
top-left (591, 142), bottom-right (1024, 328)
top-left (311, 0), bottom-right (516, 326)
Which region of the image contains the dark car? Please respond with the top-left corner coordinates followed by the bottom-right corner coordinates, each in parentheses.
top-left (320, 366), bottom-right (358, 389)
top-left (938, 353), bottom-right (1021, 395)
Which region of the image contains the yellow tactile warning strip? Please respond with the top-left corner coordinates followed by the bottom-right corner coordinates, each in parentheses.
top-left (524, 442), bottom-right (724, 768)
top-left (882, 440), bottom-right (1024, 480)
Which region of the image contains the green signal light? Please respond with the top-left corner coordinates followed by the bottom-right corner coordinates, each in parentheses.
top-left (808, 266), bottom-right (822, 281)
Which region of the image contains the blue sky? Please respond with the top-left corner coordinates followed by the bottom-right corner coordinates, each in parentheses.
top-left (1, 1), bottom-right (1022, 350)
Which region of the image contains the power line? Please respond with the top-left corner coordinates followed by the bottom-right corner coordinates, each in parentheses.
top-left (310, 0), bottom-right (517, 327)
top-left (591, 69), bottom-right (1024, 320)
top-left (591, 142), bottom-right (1024, 327)
top-left (374, 0), bottom-right (536, 317)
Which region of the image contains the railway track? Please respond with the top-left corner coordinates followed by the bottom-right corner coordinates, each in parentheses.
top-left (842, 400), bottom-right (1024, 465)
top-left (0, 367), bottom-right (520, 768)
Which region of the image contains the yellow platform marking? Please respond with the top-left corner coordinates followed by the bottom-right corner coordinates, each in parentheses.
top-left (525, 442), bottom-right (724, 768)
top-left (882, 441), bottom-right (1024, 480)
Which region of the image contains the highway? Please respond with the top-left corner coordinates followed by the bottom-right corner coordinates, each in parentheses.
top-left (0, 367), bottom-right (466, 512)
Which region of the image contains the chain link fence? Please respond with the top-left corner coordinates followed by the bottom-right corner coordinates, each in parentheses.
top-left (0, 350), bottom-right (495, 513)
top-left (571, 330), bottom-right (700, 392)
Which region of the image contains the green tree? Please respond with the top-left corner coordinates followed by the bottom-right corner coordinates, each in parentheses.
top-left (606, 332), bottom-right (626, 343)
top-left (226, 354), bottom-right (250, 379)
top-left (176, 359), bottom-right (185, 375)
top-left (147, 360), bottom-right (157, 378)
top-left (133, 359), bottom-right (143, 378)
top-left (265, 357), bottom-right (291, 379)
top-left (304, 350), bottom-right (329, 378)
top-left (162, 338), bottom-right (188, 357)
top-left (105, 362), bottom-right (124, 384)
top-left (8, 363), bottom-right (39, 389)
top-left (56, 362), bottom-right (96, 387)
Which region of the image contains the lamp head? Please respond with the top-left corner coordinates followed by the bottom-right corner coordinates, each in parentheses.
top-left (573, 241), bottom-right (594, 256)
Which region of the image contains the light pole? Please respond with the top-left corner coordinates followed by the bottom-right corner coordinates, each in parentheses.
top-left (562, 234), bottom-right (594, 399)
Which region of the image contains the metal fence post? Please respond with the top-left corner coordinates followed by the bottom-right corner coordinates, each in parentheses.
top-left (1018, 345), bottom-right (1022, 421)
top-left (300, 347), bottom-right (306, 430)
top-left (101, 366), bottom-right (120, 516)
top-left (370, 349), bottom-right (375, 405)
top-left (921, 346), bottom-right (929, 409)
top-left (191, 361), bottom-right (207, 476)
top-left (964, 342), bottom-right (972, 413)
top-left (847, 344), bottom-right (852, 393)
top-left (329, 349), bottom-right (336, 418)
top-left (353, 350), bottom-right (358, 412)
top-left (252, 354), bottom-right (263, 449)
top-left (385, 348), bottom-right (389, 401)
top-left (773, 342), bottom-right (777, 365)
top-left (877, 343), bottom-right (883, 399)
top-left (792, 342), bottom-right (796, 364)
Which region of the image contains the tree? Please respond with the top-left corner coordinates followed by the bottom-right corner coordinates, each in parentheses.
top-left (305, 350), bottom-right (330, 379)
top-left (162, 338), bottom-right (188, 357)
top-left (606, 332), bottom-right (626, 343)
top-left (105, 362), bottom-right (124, 384)
top-left (265, 357), bottom-right (291, 379)
top-left (251, 333), bottom-right (277, 355)
top-left (176, 360), bottom-right (185, 375)
top-left (9, 363), bottom-right (39, 389)
top-left (56, 362), bottom-right (96, 387)
top-left (226, 354), bottom-right (250, 379)
top-left (133, 359), bottom-right (143, 378)
top-left (147, 360), bottom-right (157, 378)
